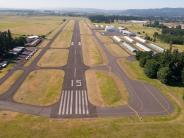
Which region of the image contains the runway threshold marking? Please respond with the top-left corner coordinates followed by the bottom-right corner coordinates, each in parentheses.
top-left (59, 90), bottom-right (90, 116)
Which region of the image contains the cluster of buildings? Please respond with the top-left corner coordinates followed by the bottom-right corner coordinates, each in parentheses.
top-left (0, 35), bottom-right (42, 69)
top-left (112, 35), bottom-right (164, 54)
top-left (94, 24), bottom-right (165, 54)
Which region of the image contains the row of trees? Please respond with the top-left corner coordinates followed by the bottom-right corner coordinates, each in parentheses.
top-left (146, 21), bottom-right (184, 45)
top-left (0, 30), bottom-right (26, 59)
top-left (89, 15), bottom-right (146, 23)
top-left (136, 50), bottom-right (184, 85)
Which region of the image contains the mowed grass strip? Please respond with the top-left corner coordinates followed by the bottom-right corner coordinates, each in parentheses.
top-left (0, 70), bottom-right (23, 95)
top-left (86, 70), bottom-right (128, 107)
top-left (38, 49), bottom-right (68, 67)
top-left (82, 35), bottom-right (106, 66)
top-left (80, 20), bottom-right (92, 35)
top-left (51, 20), bottom-right (74, 48)
top-left (0, 64), bottom-right (14, 79)
top-left (14, 70), bottom-right (64, 106)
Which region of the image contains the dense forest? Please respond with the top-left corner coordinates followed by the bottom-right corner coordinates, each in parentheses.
top-left (0, 30), bottom-right (26, 59)
top-left (136, 50), bottom-right (184, 86)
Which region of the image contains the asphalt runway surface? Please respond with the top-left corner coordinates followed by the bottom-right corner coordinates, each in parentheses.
top-left (0, 20), bottom-right (174, 119)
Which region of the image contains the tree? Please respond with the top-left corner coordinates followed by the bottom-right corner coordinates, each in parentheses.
top-left (139, 57), bottom-right (147, 67)
top-left (181, 68), bottom-right (184, 84)
top-left (144, 59), bottom-right (160, 78)
top-left (157, 67), bottom-right (172, 84)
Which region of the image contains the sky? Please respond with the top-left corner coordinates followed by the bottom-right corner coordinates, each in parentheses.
top-left (0, 0), bottom-right (183, 10)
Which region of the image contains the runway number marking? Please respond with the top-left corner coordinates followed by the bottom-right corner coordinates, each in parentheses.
top-left (71, 80), bottom-right (82, 87)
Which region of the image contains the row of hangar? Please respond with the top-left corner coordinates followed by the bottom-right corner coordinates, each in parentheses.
top-left (112, 35), bottom-right (165, 54)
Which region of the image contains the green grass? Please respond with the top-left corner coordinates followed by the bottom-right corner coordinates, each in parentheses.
top-left (0, 113), bottom-right (184, 138)
top-left (96, 72), bottom-right (121, 105)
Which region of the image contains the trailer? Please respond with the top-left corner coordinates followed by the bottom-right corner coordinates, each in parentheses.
top-left (136, 43), bottom-right (151, 52)
top-left (124, 36), bottom-right (134, 43)
top-left (112, 36), bottom-right (122, 43)
top-left (121, 42), bottom-right (137, 53)
top-left (134, 36), bottom-right (147, 43)
top-left (149, 44), bottom-right (165, 53)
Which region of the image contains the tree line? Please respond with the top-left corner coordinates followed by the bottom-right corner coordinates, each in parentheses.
top-left (0, 30), bottom-right (26, 59)
top-left (146, 21), bottom-right (184, 45)
top-left (89, 15), bottom-right (147, 23)
top-left (136, 50), bottom-right (184, 86)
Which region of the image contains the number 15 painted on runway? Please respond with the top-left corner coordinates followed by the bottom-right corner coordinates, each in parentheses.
top-left (71, 80), bottom-right (82, 87)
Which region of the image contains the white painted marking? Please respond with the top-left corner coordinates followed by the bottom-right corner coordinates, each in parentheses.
top-left (62, 91), bottom-right (67, 115)
top-left (58, 91), bottom-right (64, 115)
top-left (78, 42), bottom-right (81, 45)
top-left (71, 42), bottom-right (74, 45)
top-left (71, 80), bottom-right (74, 87)
top-left (66, 91), bottom-right (70, 115)
top-left (74, 68), bottom-right (77, 78)
top-left (75, 90), bottom-right (78, 114)
top-left (84, 90), bottom-right (89, 114)
top-left (70, 91), bottom-right (73, 115)
top-left (78, 91), bottom-right (81, 114)
top-left (82, 90), bottom-right (85, 114)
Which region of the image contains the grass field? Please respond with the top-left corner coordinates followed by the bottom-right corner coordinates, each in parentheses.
top-left (14, 70), bottom-right (64, 106)
top-left (80, 20), bottom-right (92, 35)
top-left (0, 16), bottom-right (64, 36)
top-left (37, 49), bottom-right (68, 67)
top-left (0, 112), bottom-right (184, 138)
top-left (0, 64), bottom-right (14, 79)
top-left (80, 20), bottom-right (108, 66)
top-left (86, 70), bottom-right (128, 107)
top-left (0, 70), bottom-right (23, 95)
top-left (51, 20), bottom-right (74, 48)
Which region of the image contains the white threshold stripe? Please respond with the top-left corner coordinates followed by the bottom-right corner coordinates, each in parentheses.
top-left (84, 90), bottom-right (89, 114)
top-left (75, 90), bottom-right (78, 114)
top-left (82, 90), bottom-right (85, 114)
top-left (66, 91), bottom-right (70, 115)
top-left (70, 91), bottom-right (73, 115)
top-left (62, 91), bottom-right (67, 115)
top-left (58, 91), bottom-right (64, 115)
top-left (78, 91), bottom-right (81, 114)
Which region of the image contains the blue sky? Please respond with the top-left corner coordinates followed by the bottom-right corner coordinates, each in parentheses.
top-left (0, 0), bottom-right (183, 10)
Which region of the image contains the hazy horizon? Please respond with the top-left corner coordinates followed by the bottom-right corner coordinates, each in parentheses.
top-left (0, 0), bottom-right (184, 10)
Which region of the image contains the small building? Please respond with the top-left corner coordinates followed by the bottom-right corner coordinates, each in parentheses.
top-left (26, 35), bottom-right (39, 43)
top-left (105, 26), bottom-right (117, 32)
top-left (9, 47), bottom-right (25, 56)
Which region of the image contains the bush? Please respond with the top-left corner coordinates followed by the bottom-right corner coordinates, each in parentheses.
top-left (139, 57), bottom-right (147, 67)
top-left (144, 59), bottom-right (160, 78)
top-left (157, 67), bottom-right (171, 84)
top-left (181, 68), bottom-right (184, 84)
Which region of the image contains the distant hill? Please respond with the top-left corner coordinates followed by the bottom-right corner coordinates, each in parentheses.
top-left (0, 8), bottom-right (184, 17)
top-left (121, 8), bottom-right (184, 17)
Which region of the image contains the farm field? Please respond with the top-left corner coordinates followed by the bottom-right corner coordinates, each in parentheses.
top-left (0, 16), bottom-right (64, 36)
